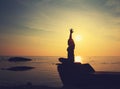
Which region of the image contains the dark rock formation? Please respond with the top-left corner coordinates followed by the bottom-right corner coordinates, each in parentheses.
top-left (3, 66), bottom-right (34, 71)
top-left (57, 63), bottom-right (120, 87)
top-left (8, 57), bottom-right (32, 62)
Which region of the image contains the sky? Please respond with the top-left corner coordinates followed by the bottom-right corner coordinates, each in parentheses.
top-left (0, 0), bottom-right (120, 56)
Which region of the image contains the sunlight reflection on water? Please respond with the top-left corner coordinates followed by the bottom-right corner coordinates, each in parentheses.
top-left (75, 56), bottom-right (82, 63)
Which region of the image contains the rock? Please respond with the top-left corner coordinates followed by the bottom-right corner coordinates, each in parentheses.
top-left (6, 66), bottom-right (34, 71)
top-left (8, 57), bottom-right (32, 62)
top-left (57, 63), bottom-right (120, 87)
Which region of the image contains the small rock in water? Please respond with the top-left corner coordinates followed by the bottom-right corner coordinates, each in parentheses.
top-left (8, 57), bottom-right (32, 62)
top-left (6, 66), bottom-right (34, 71)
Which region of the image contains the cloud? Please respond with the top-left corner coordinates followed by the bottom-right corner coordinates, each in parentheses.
top-left (105, 0), bottom-right (120, 14)
top-left (105, 35), bottom-right (120, 42)
top-left (0, 0), bottom-right (52, 37)
top-left (0, 24), bottom-right (52, 37)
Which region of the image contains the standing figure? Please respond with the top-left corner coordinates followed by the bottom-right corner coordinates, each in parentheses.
top-left (67, 28), bottom-right (75, 63)
top-left (59, 28), bottom-right (75, 63)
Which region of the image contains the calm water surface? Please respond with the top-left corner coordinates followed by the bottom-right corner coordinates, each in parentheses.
top-left (0, 56), bottom-right (120, 87)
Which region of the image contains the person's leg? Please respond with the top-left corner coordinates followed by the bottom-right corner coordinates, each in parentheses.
top-left (59, 58), bottom-right (68, 63)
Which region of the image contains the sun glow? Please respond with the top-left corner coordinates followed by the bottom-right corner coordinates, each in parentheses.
top-left (75, 56), bottom-right (82, 63)
top-left (75, 35), bottom-right (82, 41)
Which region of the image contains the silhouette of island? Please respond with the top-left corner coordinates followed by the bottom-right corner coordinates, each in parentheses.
top-left (57, 29), bottom-right (120, 88)
top-left (8, 57), bottom-right (32, 62)
top-left (59, 28), bottom-right (75, 63)
top-left (1, 66), bottom-right (34, 71)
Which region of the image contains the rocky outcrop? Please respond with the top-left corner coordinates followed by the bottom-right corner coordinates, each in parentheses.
top-left (8, 57), bottom-right (32, 62)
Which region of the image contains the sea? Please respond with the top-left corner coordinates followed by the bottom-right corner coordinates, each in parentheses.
top-left (0, 56), bottom-right (120, 87)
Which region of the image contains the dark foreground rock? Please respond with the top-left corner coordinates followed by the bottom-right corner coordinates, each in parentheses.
top-left (0, 85), bottom-right (60, 89)
top-left (0, 84), bottom-right (120, 89)
top-left (8, 57), bottom-right (32, 62)
top-left (57, 63), bottom-right (120, 88)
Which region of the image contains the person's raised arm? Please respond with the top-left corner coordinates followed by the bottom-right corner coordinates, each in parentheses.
top-left (69, 28), bottom-right (73, 39)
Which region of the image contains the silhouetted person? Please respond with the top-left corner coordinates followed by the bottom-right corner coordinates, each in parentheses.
top-left (59, 28), bottom-right (75, 63)
top-left (67, 28), bottom-right (75, 63)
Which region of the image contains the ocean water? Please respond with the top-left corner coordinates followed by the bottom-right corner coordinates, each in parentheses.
top-left (0, 56), bottom-right (120, 87)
